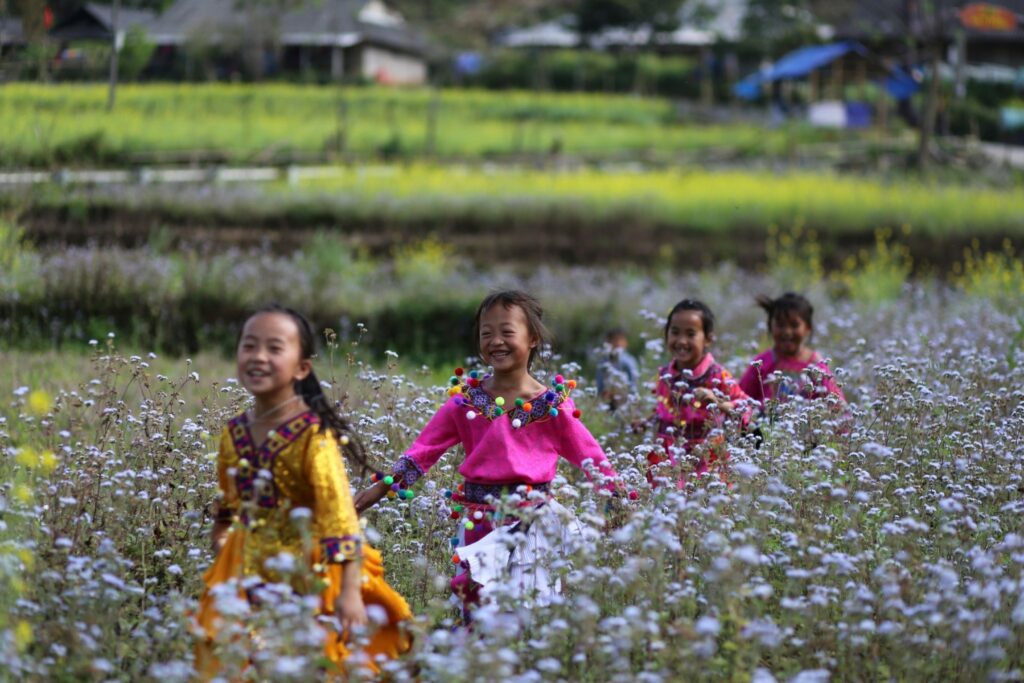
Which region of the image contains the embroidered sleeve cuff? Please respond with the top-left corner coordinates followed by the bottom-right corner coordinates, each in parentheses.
top-left (322, 536), bottom-right (362, 564)
top-left (393, 455), bottom-right (424, 487)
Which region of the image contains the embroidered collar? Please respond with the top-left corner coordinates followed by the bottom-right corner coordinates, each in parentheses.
top-left (228, 411), bottom-right (319, 510)
top-left (661, 354), bottom-right (717, 390)
top-left (444, 367), bottom-right (583, 428)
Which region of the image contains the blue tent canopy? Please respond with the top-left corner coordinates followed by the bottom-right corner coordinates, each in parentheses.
top-left (735, 41), bottom-right (878, 100)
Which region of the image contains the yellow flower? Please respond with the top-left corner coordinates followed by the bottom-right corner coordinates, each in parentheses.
top-left (39, 450), bottom-right (58, 474)
top-left (16, 548), bottom-right (34, 572)
top-left (13, 483), bottom-right (33, 505)
top-left (28, 389), bottom-right (52, 416)
top-left (14, 620), bottom-right (32, 651)
top-left (15, 447), bottom-right (39, 469)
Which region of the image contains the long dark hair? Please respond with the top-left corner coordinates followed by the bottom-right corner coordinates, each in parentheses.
top-left (245, 305), bottom-right (369, 471)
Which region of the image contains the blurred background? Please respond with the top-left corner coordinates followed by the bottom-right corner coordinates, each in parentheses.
top-left (1, 0), bottom-right (1023, 360)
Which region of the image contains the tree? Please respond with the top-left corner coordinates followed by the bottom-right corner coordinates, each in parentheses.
top-left (13, 0), bottom-right (52, 79)
top-left (107, 0), bottom-right (119, 110)
top-left (740, 0), bottom-right (820, 58)
top-left (907, 0), bottom-right (954, 170)
top-left (575, 0), bottom-right (683, 45)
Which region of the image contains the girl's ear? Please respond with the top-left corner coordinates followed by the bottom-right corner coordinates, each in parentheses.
top-left (294, 358), bottom-right (313, 381)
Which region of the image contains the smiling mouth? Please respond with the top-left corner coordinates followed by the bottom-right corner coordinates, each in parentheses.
top-left (246, 369), bottom-right (270, 379)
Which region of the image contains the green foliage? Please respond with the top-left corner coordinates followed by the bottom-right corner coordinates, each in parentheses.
top-left (953, 239), bottom-right (1024, 308)
top-left (472, 49), bottom-right (698, 97)
top-left (0, 218), bottom-right (41, 297)
top-left (119, 27), bottom-right (157, 81)
top-left (833, 228), bottom-right (913, 305)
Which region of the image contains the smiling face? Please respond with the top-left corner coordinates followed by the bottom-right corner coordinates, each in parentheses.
top-left (478, 303), bottom-right (537, 374)
top-left (236, 312), bottom-right (311, 403)
top-left (665, 309), bottom-right (710, 370)
top-left (770, 309), bottom-right (812, 360)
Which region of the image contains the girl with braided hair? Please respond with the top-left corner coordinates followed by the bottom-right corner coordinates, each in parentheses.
top-left (195, 305), bottom-right (410, 678)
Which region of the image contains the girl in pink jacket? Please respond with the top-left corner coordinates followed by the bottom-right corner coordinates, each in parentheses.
top-left (355, 290), bottom-right (618, 618)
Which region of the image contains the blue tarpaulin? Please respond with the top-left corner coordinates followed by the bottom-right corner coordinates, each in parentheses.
top-left (734, 41), bottom-right (918, 101)
top-left (735, 41), bottom-right (867, 99)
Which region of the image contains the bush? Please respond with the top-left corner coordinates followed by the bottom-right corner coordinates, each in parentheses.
top-left (120, 27), bottom-right (156, 81)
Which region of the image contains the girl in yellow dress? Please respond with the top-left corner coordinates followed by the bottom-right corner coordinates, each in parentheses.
top-left (195, 305), bottom-right (411, 678)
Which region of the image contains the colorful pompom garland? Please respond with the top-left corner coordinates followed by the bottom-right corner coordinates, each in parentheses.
top-left (445, 368), bottom-right (583, 427)
top-left (370, 471), bottom-right (416, 500)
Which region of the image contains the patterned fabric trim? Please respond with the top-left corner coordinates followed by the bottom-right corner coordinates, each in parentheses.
top-left (461, 385), bottom-right (568, 426)
top-left (322, 535), bottom-right (362, 564)
top-left (658, 362), bottom-right (720, 396)
top-left (460, 480), bottom-right (550, 504)
top-left (229, 411), bottom-right (320, 510)
top-left (392, 455), bottom-right (425, 487)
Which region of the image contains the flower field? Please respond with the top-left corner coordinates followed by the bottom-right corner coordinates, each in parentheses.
top-left (2, 260), bottom-right (1024, 681)
top-left (0, 83), bottom-right (840, 167)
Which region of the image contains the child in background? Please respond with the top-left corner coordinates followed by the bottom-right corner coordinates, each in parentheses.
top-left (195, 305), bottom-right (410, 678)
top-left (354, 290), bottom-right (619, 618)
top-left (739, 293), bottom-right (845, 407)
top-left (646, 299), bottom-right (751, 484)
top-left (595, 327), bottom-right (640, 411)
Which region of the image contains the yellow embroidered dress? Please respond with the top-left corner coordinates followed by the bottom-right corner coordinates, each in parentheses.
top-left (195, 411), bottom-right (411, 675)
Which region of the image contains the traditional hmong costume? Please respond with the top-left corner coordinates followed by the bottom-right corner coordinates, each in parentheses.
top-left (738, 349), bottom-right (846, 406)
top-left (195, 411), bottom-right (411, 678)
top-left (389, 370), bottom-right (617, 617)
top-left (651, 354), bottom-right (751, 484)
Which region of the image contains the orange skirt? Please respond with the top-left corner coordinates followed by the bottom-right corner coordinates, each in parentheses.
top-left (194, 530), bottom-right (412, 679)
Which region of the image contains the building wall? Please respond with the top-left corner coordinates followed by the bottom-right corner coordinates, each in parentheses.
top-left (359, 44), bottom-right (426, 85)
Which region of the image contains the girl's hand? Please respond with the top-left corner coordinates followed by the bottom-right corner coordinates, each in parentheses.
top-left (354, 480), bottom-right (389, 515)
top-left (211, 521), bottom-right (231, 554)
top-left (693, 388), bottom-right (719, 405)
top-left (630, 416), bottom-right (652, 434)
top-left (335, 587), bottom-right (368, 635)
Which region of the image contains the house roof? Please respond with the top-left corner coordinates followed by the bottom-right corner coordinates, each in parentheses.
top-left (496, 0), bottom-right (747, 49)
top-left (49, 2), bottom-right (156, 41)
top-left (147, 0), bottom-right (426, 54)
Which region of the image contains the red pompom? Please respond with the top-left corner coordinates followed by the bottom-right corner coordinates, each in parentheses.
top-left (454, 367), bottom-right (464, 376)
top-left (572, 409), bottom-right (582, 418)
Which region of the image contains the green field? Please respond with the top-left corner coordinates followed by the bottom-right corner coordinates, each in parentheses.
top-left (12, 165), bottom-right (1024, 262)
top-left (0, 83), bottom-right (851, 166)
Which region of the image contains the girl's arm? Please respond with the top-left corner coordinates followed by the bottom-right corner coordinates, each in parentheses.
top-left (305, 430), bottom-right (369, 630)
top-left (696, 370), bottom-right (752, 419)
top-left (336, 559), bottom-right (368, 633)
top-left (355, 398), bottom-right (462, 513)
top-left (559, 398), bottom-right (618, 488)
top-left (211, 520), bottom-right (231, 553)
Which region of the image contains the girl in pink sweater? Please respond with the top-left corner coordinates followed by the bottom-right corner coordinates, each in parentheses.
top-left (646, 299), bottom-right (751, 486)
top-left (738, 293), bottom-right (845, 407)
top-left (355, 290), bottom-right (618, 617)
